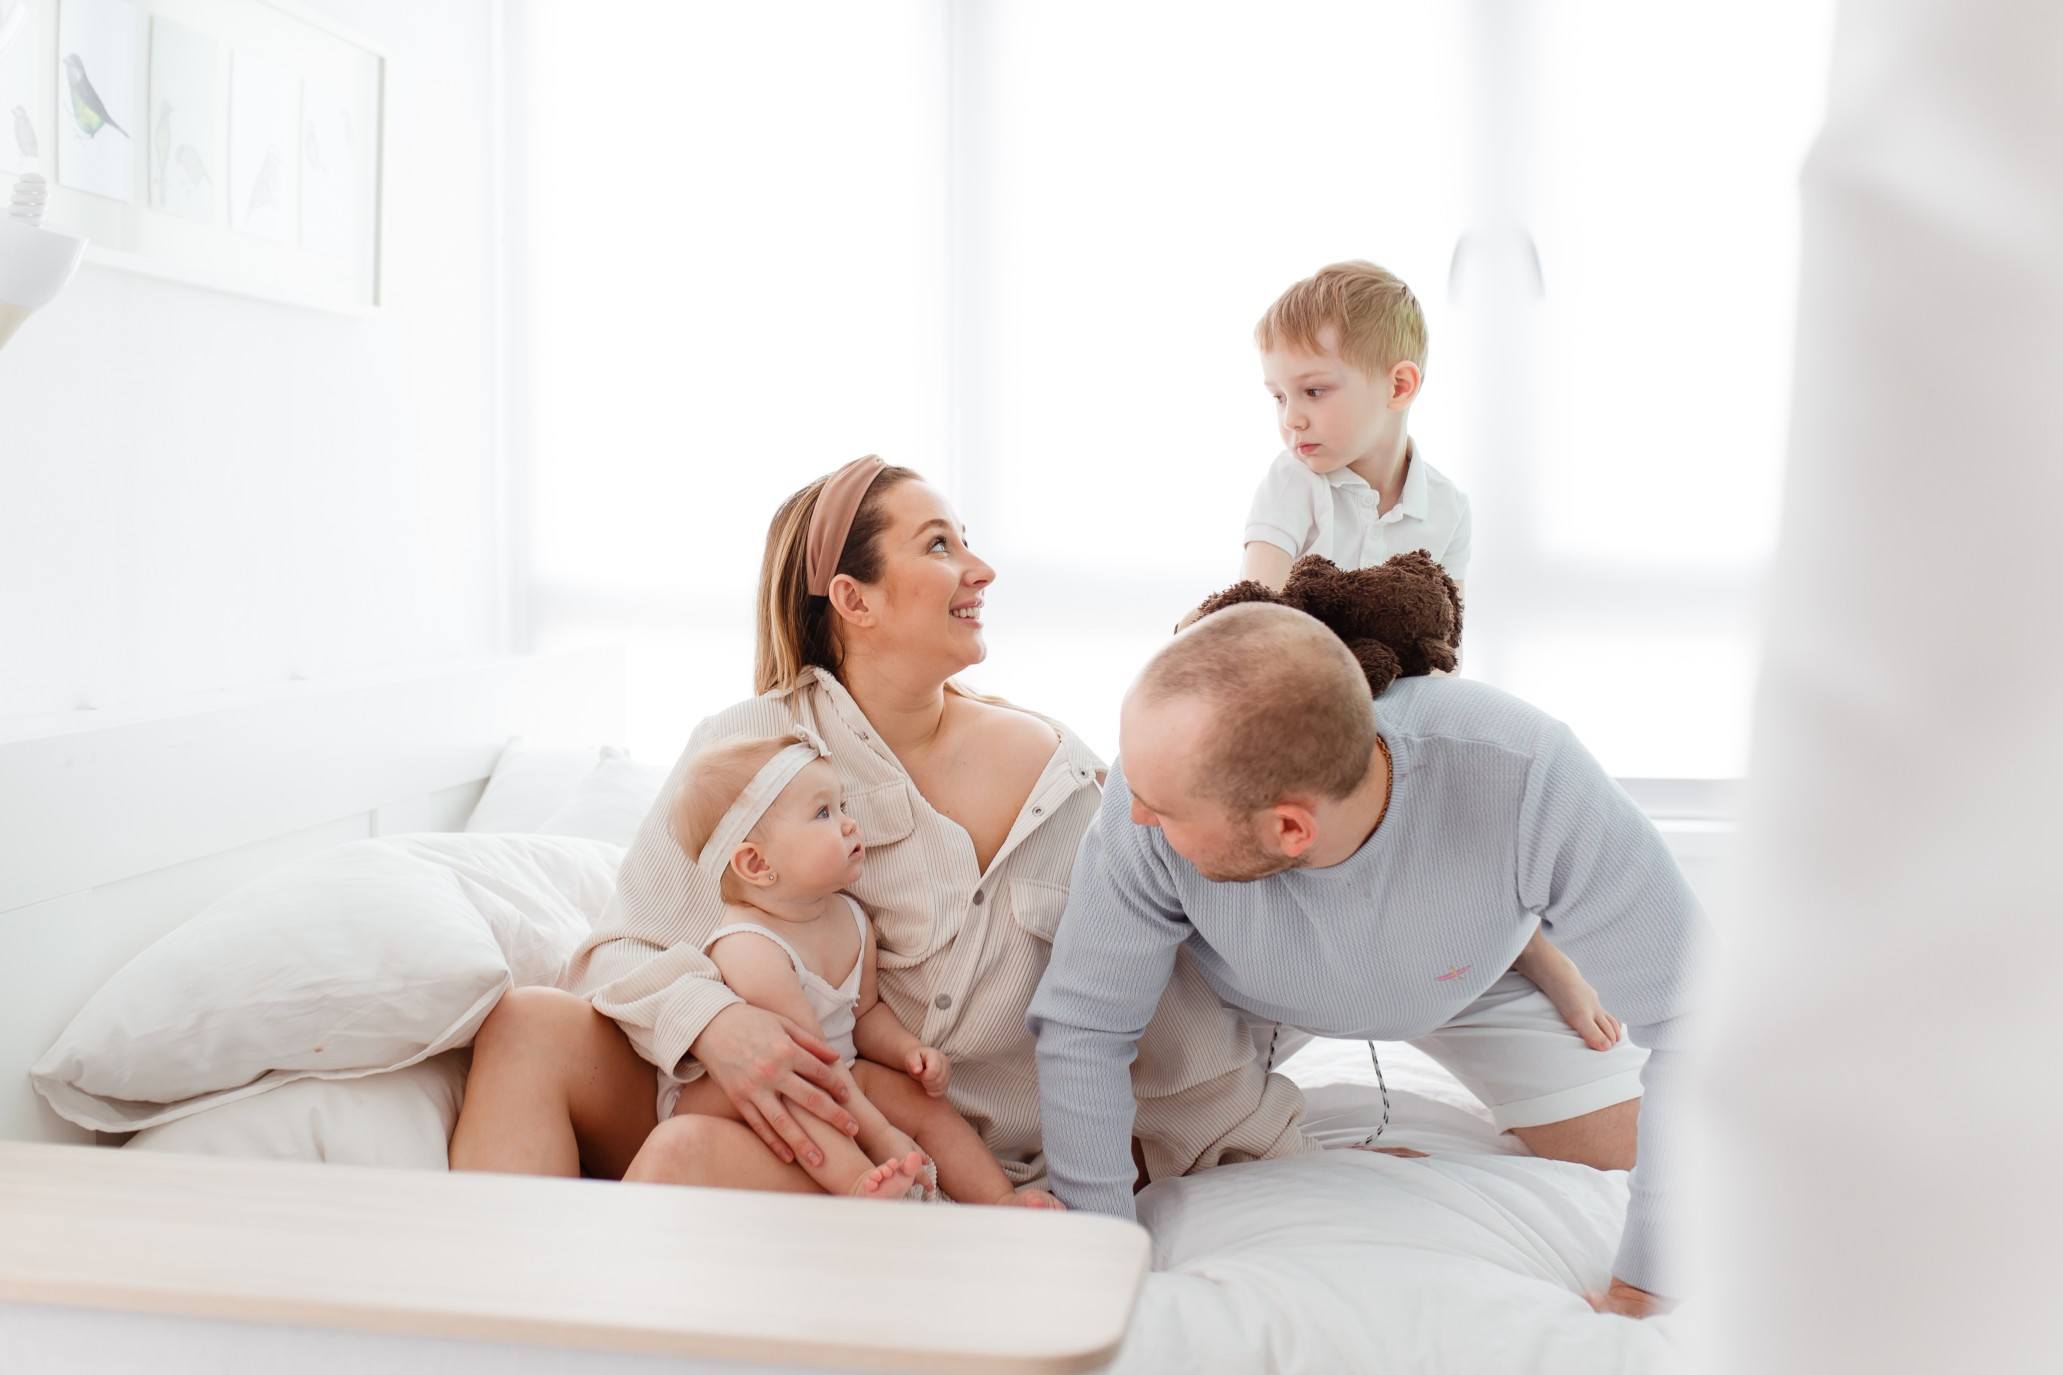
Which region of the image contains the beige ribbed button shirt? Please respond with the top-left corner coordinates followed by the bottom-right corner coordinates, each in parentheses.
top-left (563, 667), bottom-right (1312, 1187)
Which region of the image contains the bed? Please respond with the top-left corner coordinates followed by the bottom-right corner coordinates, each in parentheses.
top-left (0, 653), bottom-right (1701, 1373)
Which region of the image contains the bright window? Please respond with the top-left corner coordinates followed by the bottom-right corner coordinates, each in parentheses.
top-left (516, 1), bottom-right (1835, 780)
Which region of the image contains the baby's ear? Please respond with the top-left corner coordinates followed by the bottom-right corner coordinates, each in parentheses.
top-left (730, 842), bottom-right (777, 888)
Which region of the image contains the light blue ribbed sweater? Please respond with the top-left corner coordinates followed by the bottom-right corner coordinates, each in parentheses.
top-left (1028, 674), bottom-right (1706, 1296)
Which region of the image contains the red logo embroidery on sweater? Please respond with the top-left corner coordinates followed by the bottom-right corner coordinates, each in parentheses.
top-left (1435, 965), bottom-right (1471, 982)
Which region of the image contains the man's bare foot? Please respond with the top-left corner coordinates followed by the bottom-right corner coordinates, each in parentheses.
top-left (998, 1187), bottom-right (1065, 1210)
top-left (851, 1151), bottom-right (929, 1200)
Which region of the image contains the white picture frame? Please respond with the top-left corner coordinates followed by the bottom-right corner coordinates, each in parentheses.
top-left (0, 0), bottom-right (384, 313)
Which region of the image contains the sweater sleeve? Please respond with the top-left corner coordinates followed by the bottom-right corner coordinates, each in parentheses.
top-left (560, 711), bottom-right (751, 1078)
top-left (1027, 763), bottom-right (1197, 1218)
top-left (1515, 720), bottom-right (1707, 1297)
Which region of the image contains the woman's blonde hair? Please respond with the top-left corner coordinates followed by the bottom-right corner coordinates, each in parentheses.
top-left (668, 734), bottom-right (797, 901)
top-left (754, 458), bottom-right (921, 695)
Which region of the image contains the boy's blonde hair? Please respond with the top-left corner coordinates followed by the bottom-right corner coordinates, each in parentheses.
top-left (1255, 260), bottom-right (1428, 378)
top-left (668, 734), bottom-right (797, 901)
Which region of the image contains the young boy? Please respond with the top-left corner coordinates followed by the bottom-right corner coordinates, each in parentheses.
top-left (1244, 261), bottom-right (1472, 596)
top-left (1237, 260), bottom-right (1617, 1050)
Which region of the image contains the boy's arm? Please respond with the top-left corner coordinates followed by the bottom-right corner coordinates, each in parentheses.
top-left (1517, 720), bottom-right (1709, 1300)
top-left (1027, 766), bottom-right (1202, 1220)
top-left (1238, 541), bottom-right (1295, 591)
top-left (706, 931), bottom-right (829, 1040)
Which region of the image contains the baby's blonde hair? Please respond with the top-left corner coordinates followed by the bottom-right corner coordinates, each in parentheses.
top-left (1256, 260), bottom-right (1428, 379)
top-left (668, 734), bottom-right (798, 901)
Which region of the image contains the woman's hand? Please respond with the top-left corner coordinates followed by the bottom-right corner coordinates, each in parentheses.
top-left (691, 1003), bottom-right (858, 1167)
top-left (904, 1045), bottom-right (951, 1096)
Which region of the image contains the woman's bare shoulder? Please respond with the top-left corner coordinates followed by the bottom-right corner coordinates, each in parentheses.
top-left (950, 692), bottom-right (1063, 761)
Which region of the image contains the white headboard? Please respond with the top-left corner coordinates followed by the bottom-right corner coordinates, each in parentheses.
top-left (0, 649), bottom-right (626, 1145)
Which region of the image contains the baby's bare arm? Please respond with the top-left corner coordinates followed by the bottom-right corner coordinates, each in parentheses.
top-left (707, 931), bottom-right (829, 1038)
top-left (854, 1001), bottom-right (922, 1067)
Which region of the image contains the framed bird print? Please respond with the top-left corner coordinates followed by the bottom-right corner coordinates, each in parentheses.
top-left (1, 0), bottom-right (42, 179)
top-left (0, 0), bottom-right (383, 312)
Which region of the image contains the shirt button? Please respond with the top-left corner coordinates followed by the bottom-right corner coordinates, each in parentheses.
top-left (971, 891), bottom-right (985, 905)
top-left (934, 993), bottom-right (952, 1010)
top-left (1032, 806), bottom-right (1043, 816)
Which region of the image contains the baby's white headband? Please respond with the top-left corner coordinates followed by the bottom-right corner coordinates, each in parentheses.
top-left (696, 727), bottom-right (832, 880)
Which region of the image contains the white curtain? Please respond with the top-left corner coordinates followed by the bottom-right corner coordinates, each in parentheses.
top-left (1708, 0), bottom-right (2063, 1364)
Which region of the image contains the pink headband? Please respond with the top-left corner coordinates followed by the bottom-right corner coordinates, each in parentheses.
top-left (805, 455), bottom-right (888, 597)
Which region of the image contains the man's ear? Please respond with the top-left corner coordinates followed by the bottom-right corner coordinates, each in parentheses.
top-left (729, 842), bottom-right (777, 889)
top-left (1389, 360), bottom-right (1423, 409)
top-left (826, 572), bottom-right (875, 629)
top-left (1266, 802), bottom-right (1321, 860)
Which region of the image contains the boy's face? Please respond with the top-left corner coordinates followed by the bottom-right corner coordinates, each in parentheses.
top-left (1261, 325), bottom-right (1408, 474)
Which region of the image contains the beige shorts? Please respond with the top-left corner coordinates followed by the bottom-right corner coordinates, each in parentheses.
top-left (1267, 970), bottom-right (1648, 1131)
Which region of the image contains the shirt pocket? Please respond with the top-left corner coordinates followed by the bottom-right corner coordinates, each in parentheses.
top-left (844, 779), bottom-right (916, 850)
top-left (1007, 877), bottom-right (1070, 943)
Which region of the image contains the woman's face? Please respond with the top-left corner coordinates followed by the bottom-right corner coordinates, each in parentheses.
top-left (837, 480), bottom-right (995, 677)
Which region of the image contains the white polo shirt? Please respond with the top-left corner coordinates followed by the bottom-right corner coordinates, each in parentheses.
top-left (1243, 444), bottom-right (1472, 581)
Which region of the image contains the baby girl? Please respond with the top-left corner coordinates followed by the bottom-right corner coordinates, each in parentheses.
top-left (666, 728), bottom-right (1062, 1206)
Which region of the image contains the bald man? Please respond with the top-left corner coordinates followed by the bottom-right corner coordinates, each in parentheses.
top-left (1028, 603), bottom-right (1706, 1314)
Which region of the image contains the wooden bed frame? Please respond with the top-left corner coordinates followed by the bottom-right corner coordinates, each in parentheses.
top-left (0, 652), bottom-right (1149, 1372)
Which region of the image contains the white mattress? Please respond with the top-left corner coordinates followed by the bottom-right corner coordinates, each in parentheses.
top-left (1110, 1039), bottom-right (1695, 1374)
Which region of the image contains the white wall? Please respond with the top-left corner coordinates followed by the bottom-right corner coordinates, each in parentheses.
top-left (0, 0), bottom-right (506, 727)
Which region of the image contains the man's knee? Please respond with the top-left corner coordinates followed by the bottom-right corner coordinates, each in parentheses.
top-left (1510, 1096), bottom-right (1640, 1171)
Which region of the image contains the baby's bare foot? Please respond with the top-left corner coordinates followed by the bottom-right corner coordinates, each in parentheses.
top-left (1001, 1187), bottom-right (1066, 1210)
top-left (851, 1151), bottom-right (929, 1201)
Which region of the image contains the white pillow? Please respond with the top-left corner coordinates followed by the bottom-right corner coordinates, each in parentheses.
top-left (31, 833), bottom-right (621, 1134)
top-left (538, 748), bottom-right (670, 846)
top-left (124, 1051), bottom-right (469, 1169)
top-left (464, 738), bottom-right (609, 833)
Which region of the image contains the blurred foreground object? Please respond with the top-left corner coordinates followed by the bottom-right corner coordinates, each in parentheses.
top-left (1710, 1), bottom-right (2063, 1370)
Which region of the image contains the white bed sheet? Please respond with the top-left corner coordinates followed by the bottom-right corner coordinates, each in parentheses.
top-left (1110, 1038), bottom-right (1694, 1374)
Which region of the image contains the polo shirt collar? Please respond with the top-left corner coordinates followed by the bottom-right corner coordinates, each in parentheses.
top-left (1322, 440), bottom-right (1427, 518)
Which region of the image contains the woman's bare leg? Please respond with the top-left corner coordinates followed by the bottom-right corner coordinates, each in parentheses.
top-left (665, 1074), bottom-right (922, 1199)
top-left (448, 986), bottom-right (658, 1180)
top-left (626, 1114), bottom-right (928, 1200)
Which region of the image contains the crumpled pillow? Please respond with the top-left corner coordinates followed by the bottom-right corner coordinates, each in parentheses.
top-left (31, 833), bottom-right (621, 1133)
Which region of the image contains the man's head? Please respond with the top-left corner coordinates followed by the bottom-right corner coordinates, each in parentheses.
top-left (1120, 603), bottom-right (1381, 881)
top-left (1257, 261), bottom-right (1427, 476)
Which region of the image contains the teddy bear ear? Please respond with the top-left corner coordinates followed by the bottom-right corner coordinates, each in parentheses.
top-left (1187, 577), bottom-right (1281, 627)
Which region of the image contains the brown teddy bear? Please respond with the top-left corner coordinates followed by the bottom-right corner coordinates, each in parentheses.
top-left (1184, 550), bottom-right (1464, 695)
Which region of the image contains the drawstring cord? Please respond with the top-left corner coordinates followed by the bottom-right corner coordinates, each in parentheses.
top-left (1265, 1023), bottom-right (1390, 1145)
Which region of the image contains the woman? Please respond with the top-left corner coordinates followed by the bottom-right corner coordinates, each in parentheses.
top-left (448, 456), bottom-right (1306, 1193)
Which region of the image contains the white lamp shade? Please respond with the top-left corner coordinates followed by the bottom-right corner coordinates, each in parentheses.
top-left (0, 215), bottom-right (89, 312)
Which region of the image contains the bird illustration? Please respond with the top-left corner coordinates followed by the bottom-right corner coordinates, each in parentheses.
top-left (63, 53), bottom-right (129, 139)
top-left (10, 104), bottom-right (34, 158)
top-left (152, 97), bottom-right (172, 190)
top-left (247, 142), bottom-right (281, 217)
top-left (173, 143), bottom-right (211, 190)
